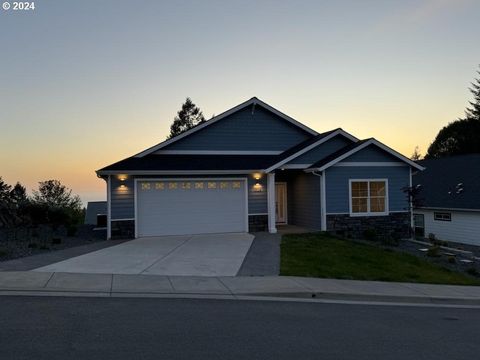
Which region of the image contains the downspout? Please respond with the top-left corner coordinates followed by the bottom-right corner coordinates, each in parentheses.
top-left (311, 170), bottom-right (327, 231)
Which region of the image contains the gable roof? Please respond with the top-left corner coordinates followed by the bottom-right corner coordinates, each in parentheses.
top-left (414, 154), bottom-right (480, 211)
top-left (306, 138), bottom-right (425, 171)
top-left (264, 128), bottom-right (358, 173)
top-left (134, 97), bottom-right (318, 158)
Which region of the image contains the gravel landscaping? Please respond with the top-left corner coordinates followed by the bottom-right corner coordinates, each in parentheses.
top-left (0, 225), bottom-right (106, 262)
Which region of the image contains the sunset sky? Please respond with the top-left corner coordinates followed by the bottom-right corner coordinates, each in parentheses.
top-left (1, 0), bottom-right (479, 205)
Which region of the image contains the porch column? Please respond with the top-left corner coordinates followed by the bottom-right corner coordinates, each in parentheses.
top-left (320, 171), bottom-right (327, 231)
top-left (107, 175), bottom-right (111, 240)
top-left (267, 172), bottom-right (277, 233)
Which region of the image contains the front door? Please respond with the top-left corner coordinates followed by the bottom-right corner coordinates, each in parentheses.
top-left (275, 183), bottom-right (287, 224)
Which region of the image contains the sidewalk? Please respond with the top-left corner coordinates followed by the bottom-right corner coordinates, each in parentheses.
top-left (1, 271), bottom-right (480, 305)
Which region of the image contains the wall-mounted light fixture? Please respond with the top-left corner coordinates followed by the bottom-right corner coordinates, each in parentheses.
top-left (253, 172), bottom-right (262, 180)
top-left (119, 184), bottom-right (127, 189)
top-left (118, 174), bottom-right (127, 182)
top-left (252, 183), bottom-right (263, 192)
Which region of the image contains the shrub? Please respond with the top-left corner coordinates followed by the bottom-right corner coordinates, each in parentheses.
top-left (52, 237), bottom-right (62, 245)
top-left (467, 267), bottom-right (479, 277)
top-left (66, 225), bottom-right (77, 237)
top-left (363, 228), bottom-right (377, 241)
top-left (427, 246), bottom-right (441, 257)
top-left (0, 246), bottom-right (8, 257)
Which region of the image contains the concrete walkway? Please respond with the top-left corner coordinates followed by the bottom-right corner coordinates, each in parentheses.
top-left (33, 233), bottom-right (254, 277)
top-left (1, 271), bottom-right (480, 305)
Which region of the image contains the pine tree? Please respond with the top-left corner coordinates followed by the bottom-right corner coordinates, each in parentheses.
top-left (168, 98), bottom-right (206, 139)
top-left (465, 65), bottom-right (480, 120)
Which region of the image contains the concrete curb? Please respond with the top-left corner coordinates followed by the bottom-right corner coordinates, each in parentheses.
top-left (1, 271), bottom-right (479, 306)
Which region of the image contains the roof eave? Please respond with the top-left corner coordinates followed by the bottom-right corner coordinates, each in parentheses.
top-left (264, 129), bottom-right (359, 173)
top-left (96, 169), bottom-right (264, 176)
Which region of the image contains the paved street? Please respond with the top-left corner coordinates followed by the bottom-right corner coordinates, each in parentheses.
top-left (0, 296), bottom-right (479, 360)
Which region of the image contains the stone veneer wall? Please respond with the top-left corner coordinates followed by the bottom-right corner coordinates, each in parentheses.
top-left (326, 212), bottom-right (410, 240)
top-left (249, 215), bottom-right (268, 232)
top-left (111, 220), bottom-right (135, 239)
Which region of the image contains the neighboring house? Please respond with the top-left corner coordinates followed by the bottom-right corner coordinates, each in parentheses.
top-left (413, 154), bottom-right (480, 246)
top-left (84, 201), bottom-right (107, 228)
top-left (96, 97), bottom-right (423, 239)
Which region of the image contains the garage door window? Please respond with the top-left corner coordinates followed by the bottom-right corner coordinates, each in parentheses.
top-left (140, 181), bottom-right (245, 192)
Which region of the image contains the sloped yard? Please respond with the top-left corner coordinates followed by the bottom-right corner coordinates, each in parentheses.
top-left (280, 233), bottom-right (479, 285)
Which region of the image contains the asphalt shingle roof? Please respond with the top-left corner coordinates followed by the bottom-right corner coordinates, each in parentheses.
top-left (308, 139), bottom-right (371, 169)
top-left (414, 154), bottom-right (480, 210)
top-left (97, 154), bottom-right (278, 172)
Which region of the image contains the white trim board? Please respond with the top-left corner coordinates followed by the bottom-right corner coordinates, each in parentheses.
top-left (154, 150), bottom-right (282, 155)
top-left (306, 138), bottom-right (425, 172)
top-left (415, 207), bottom-right (480, 213)
top-left (334, 162), bottom-right (407, 167)
top-left (98, 170), bottom-right (262, 176)
top-left (280, 164), bottom-right (312, 169)
top-left (265, 129), bottom-right (358, 173)
top-left (134, 97), bottom-right (318, 158)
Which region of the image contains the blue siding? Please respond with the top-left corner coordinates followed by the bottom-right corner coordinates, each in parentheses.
top-left (111, 177), bottom-right (135, 219)
top-left (325, 166), bottom-right (410, 213)
top-left (287, 173), bottom-right (321, 230)
top-left (248, 176), bottom-right (267, 214)
top-left (287, 136), bottom-right (352, 164)
top-left (162, 105), bottom-right (312, 151)
top-left (110, 174), bottom-right (266, 220)
top-left (347, 144), bottom-right (400, 162)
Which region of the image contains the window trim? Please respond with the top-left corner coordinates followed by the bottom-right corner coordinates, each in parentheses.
top-left (349, 178), bottom-right (389, 217)
top-left (434, 212), bottom-right (451, 222)
top-left (413, 213), bottom-right (425, 238)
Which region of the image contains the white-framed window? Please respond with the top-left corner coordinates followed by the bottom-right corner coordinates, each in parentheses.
top-left (349, 179), bottom-right (389, 216)
top-left (434, 212), bottom-right (451, 221)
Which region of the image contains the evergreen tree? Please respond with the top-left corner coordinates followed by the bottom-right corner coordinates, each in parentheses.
top-left (465, 66), bottom-right (480, 119)
top-left (10, 182), bottom-right (28, 207)
top-left (426, 66), bottom-right (480, 158)
top-left (168, 97), bottom-right (206, 139)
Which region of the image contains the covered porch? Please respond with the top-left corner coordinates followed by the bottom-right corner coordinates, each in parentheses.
top-left (266, 170), bottom-right (325, 234)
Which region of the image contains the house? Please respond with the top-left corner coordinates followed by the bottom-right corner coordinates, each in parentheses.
top-left (84, 201), bottom-right (108, 228)
top-left (96, 97), bottom-right (423, 239)
top-left (413, 154), bottom-right (480, 246)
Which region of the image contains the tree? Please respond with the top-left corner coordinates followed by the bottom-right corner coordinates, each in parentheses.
top-left (425, 118), bottom-right (480, 158)
top-left (32, 180), bottom-right (83, 229)
top-left (168, 97), bottom-right (206, 139)
top-left (0, 177), bottom-right (12, 203)
top-left (465, 66), bottom-right (480, 119)
top-left (426, 66), bottom-right (480, 158)
top-left (0, 177), bottom-right (13, 227)
top-left (32, 180), bottom-right (81, 209)
top-left (410, 146), bottom-right (422, 161)
top-left (10, 182), bottom-right (28, 207)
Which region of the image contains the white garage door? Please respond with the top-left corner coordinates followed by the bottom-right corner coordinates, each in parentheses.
top-left (136, 179), bottom-right (247, 237)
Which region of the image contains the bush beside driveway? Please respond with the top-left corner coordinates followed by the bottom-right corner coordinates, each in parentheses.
top-left (280, 233), bottom-right (480, 286)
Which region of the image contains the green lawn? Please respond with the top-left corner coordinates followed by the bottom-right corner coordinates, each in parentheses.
top-left (280, 233), bottom-right (479, 285)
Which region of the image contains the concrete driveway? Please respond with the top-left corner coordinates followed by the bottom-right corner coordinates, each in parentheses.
top-left (34, 233), bottom-right (254, 276)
